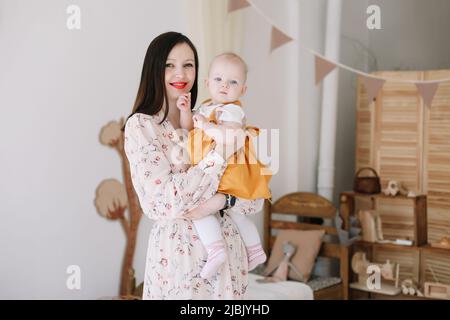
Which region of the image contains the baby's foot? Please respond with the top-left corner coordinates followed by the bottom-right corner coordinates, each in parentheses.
top-left (247, 244), bottom-right (267, 271)
top-left (200, 240), bottom-right (227, 279)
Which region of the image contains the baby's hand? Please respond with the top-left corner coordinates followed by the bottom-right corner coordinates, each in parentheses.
top-left (176, 93), bottom-right (191, 112)
top-left (193, 114), bottom-right (207, 129)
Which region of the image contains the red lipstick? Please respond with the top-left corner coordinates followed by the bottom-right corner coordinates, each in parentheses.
top-left (170, 82), bottom-right (187, 89)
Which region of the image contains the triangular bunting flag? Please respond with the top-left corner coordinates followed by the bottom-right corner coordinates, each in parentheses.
top-left (270, 26), bottom-right (293, 52)
top-left (228, 0), bottom-right (250, 13)
top-left (360, 76), bottom-right (385, 102)
top-left (315, 55), bottom-right (337, 85)
top-left (416, 82), bottom-right (439, 107)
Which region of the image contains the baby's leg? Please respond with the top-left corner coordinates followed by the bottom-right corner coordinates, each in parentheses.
top-left (186, 193), bottom-right (226, 220)
top-left (228, 209), bottom-right (267, 271)
top-left (192, 215), bottom-right (227, 279)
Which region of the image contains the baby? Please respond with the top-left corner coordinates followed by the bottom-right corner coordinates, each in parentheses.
top-left (176, 53), bottom-right (272, 279)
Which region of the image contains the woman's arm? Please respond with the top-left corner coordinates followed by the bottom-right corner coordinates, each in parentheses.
top-left (179, 109), bottom-right (194, 131)
top-left (124, 114), bottom-right (227, 220)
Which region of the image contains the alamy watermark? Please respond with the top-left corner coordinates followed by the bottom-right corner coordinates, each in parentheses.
top-left (367, 5), bottom-right (381, 30)
top-left (366, 265), bottom-right (381, 290)
top-left (66, 265), bottom-right (81, 290)
top-left (66, 5), bottom-right (81, 30)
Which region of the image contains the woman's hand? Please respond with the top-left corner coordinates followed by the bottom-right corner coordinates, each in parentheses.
top-left (176, 92), bottom-right (191, 112)
top-left (183, 194), bottom-right (227, 219)
top-left (183, 209), bottom-right (209, 220)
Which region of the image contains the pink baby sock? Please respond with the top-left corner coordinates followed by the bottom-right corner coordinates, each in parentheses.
top-left (200, 240), bottom-right (227, 279)
top-left (247, 244), bottom-right (267, 271)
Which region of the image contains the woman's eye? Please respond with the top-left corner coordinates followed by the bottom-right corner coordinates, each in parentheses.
top-left (184, 63), bottom-right (194, 68)
top-left (165, 63), bottom-right (174, 68)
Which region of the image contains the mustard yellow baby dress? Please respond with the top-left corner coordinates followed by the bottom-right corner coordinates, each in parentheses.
top-left (187, 101), bottom-right (272, 200)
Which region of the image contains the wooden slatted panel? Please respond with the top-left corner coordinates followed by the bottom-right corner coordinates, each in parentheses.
top-left (421, 250), bottom-right (450, 285)
top-left (375, 197), bottom-right (415, 242)
top-left (423, 70), bottom-right (450, 242)
top-left (356, 75), bottom-right (375, 169)
top-left (373, 246), bottom-right (420, 282)
top-left (373, 71), bottom-right (423, 193)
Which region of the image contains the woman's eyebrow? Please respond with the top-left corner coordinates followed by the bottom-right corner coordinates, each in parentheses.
top-left (166, 58), bottom-right (195, 62)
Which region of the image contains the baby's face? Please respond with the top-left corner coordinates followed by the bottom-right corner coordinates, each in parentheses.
top-left (206, 58), bottom-right (247, 104)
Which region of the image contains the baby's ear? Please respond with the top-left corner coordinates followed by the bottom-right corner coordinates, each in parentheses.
top-left (204, 78), bottom-right (209, 88)
top-left (241, 84), bottom-right (248, 96)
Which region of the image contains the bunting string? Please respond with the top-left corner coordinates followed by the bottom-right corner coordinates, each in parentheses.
top-left (306, 46), bottom-right (450, 84)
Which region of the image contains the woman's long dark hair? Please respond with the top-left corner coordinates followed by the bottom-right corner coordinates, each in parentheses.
top-left (123, 32), bottom-right (199, 129)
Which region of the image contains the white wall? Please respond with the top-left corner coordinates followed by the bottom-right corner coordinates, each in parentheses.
top-left (368, 0), bottom-right (450, 71)
top-left (0, 0), bottom-right (185, 299)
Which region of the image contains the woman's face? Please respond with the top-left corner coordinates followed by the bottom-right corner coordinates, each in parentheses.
top-left (165, 42), bottom-right (196, 104)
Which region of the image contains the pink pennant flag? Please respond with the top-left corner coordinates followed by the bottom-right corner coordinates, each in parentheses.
top-left (416, 82), bottom-right (439, 107)
top-left (228, 0), bottom-right (250, 13)
top-left (360, 76), bottom-right (385, 102)
top-left (315, 55), bottom-right (337, 85)
top-left (270, 26), bottom-right (293, 52)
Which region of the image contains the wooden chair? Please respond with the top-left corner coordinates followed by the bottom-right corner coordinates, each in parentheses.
top-left (263, 192), bottom-right (349, 300)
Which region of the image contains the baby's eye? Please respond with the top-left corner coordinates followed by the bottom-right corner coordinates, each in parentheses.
top-left (230, 80), bottom-right (239, 85)
top-left (214, 77), bottom-right (222, 82)
top-left (165, 63), bottom-right (174, 68)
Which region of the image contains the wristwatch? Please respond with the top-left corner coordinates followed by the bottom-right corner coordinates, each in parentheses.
top-left (219, 194), bottom-right (237, 217)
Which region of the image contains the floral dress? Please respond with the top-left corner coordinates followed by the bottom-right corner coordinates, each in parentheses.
top-left (124, 112), bottom-right (263, 300)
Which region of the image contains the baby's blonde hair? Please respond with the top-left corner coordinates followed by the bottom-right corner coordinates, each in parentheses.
top-left (209, 52), bottom-right (248, 81)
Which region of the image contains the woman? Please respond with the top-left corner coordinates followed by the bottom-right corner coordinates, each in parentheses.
top-left (124, 32), bottom-right (263, 299)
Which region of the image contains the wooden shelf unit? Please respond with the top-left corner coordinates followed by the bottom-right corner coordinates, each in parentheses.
top-left (348, 242), bottom-right (450, 300)
top-left (339, 191), bottom-right (450, 299)
top-left (340, 191), bottom-right (427, 246)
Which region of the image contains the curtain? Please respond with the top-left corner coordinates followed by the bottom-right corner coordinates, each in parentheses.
top-left (183, 0), bottom-right (245, 102)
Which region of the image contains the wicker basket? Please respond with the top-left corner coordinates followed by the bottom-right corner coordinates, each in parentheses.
top-left (353, 167), bottom-right (381, 194)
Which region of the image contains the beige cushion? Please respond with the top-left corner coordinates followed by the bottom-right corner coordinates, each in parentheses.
top-left (265, 229), bottom-right (325, 282)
